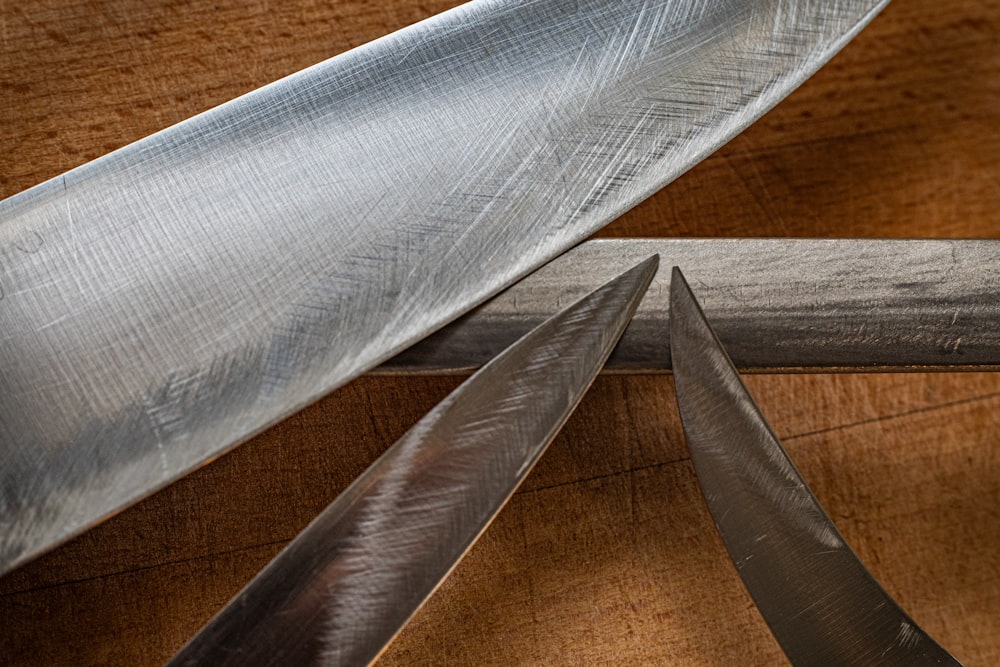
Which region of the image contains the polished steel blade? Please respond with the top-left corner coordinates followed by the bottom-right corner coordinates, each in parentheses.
top-left (669, 267), bottom-right (961, 666)
top-left (0, 0), bottom-right (889, 575)
top-left (384, 238), bottom-right (1000, 374)
top-left (168, 256), bottom-right (657, 666)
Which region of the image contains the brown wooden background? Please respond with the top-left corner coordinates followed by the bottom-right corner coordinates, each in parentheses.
top-left (1, 1), bottom-right (998, 664)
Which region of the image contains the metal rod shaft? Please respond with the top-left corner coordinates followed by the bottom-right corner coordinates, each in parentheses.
top-left (379, 238), bottom-right (1000, 374)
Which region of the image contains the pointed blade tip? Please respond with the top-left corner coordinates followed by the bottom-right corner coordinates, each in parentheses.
top-left (667, 265), bottom-right (720, 368)
top-left (606, 253), bottom-right (659, 313)
top-left (628, 253), bottom-right (660, 286)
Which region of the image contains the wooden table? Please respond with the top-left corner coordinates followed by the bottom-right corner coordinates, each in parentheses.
top-left (1, 1), bottom-right (998, 664)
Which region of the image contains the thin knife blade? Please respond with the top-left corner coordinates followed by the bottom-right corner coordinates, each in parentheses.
top-left (669, 266), bottom-right (961, 666)
top-left (168, 256), bottom-right (657, 666)
top-left (0, 0), bottom-right (889, 575)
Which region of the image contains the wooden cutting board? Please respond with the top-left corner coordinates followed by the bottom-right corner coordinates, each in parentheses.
top-left (1, 1), bottom-right (998, 664)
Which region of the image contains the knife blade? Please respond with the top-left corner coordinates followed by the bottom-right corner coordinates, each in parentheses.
top-left (0, 0), bottom-right (890, 575)
top-left (168, 256), bottom-right (657, 666)
top-left (669, 266), bottom-right (962, 665)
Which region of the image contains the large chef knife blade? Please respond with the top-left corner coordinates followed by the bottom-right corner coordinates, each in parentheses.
top-left (669, 266), bottom-right (961, 665)
top-left (0, 0), bottom-right (889, 575)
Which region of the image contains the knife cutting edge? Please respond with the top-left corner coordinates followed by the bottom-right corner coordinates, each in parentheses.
top-left (669, 266), bottom-right (962, 666)
top-left (167, 256), bottom-right (657, 666)
top-left (0, 0), bottom-right (890, 575)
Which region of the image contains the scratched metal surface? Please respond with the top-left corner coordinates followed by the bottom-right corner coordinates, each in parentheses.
top-left (169, 259), bottom-right (656, 666)
top-left (0, 0), bottom-right (888, 575)
top-left (669, 268), bottom-right (961, 666)
top-left (384, 238), bottom-right (1000, 373)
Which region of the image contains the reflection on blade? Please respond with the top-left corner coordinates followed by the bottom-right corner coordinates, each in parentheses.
top-left (169, 256), bottom-right (658, 666)
top-left (668, 267), bottom-right (961, 666)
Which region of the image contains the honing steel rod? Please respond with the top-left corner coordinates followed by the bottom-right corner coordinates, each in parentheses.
top-left (380, 238), bottom-right (1000, 374)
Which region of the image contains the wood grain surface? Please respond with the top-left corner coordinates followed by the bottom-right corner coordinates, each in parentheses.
top-left (1, 1), bottom-right (998, 665)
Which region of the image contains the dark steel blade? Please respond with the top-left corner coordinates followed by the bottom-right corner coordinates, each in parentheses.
top-left (669, 266), bottom-right (961, 666)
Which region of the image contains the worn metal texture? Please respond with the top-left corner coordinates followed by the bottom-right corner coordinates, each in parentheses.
top-left (669, 267), bottom-right (961, 666)
top-left (384, 238), bottom-right (1000, 373)
top-left (0, 0), bottom-right (888, 575)
top-left (168, 258), bottom-right (656, 666)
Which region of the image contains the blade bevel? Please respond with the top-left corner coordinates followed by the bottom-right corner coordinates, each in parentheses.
top-left (668, 266), bottom-right (961, 666)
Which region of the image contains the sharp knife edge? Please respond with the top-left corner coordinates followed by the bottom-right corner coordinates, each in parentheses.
top-left (0, 0), bottom-right (890, 575)
top-left (383, 238), bottom-right (1000, 374)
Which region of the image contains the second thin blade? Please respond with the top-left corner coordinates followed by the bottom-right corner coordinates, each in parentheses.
top-left (669, 267), bottom-right (960, 666)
